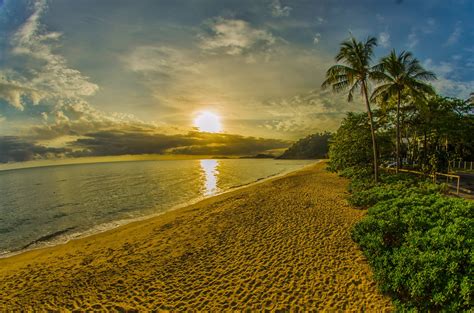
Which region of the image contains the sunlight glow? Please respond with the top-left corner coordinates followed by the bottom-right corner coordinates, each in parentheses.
top-left (200, 159), bottom-right (219, 196)
top-left (194, 111), bottom-right (222, 133)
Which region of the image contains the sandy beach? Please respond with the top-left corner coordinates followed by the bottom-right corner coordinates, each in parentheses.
top-left (0, 162), bottom-right (392, 311)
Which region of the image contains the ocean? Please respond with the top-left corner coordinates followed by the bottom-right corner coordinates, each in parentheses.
top-left (0, 159), bottom-right (315, 256)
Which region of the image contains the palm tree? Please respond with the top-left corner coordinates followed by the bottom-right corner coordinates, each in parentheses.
top-left (371, 50), bottom-right (436, 173)
top-left (322, 36), bottom-right (380, 182)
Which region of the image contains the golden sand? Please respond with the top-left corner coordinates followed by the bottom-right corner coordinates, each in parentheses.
top-left (0, 162), bottom-right (392, 311)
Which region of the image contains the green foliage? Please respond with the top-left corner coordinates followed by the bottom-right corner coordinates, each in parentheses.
top-left (328, 113), bottom-right (374, 171)
top-left (351, 181), bottom-right (474, 311)
top-left (329, 85), bottom-right (474, 176)
top-left (347, 173), bottom-right (441, 208)
top-left (328, 112), bottom-right (392, 172)
top-left (278, 132), bottom-right (331, 159)
top-left (401, 95), bottom-right (474, 170)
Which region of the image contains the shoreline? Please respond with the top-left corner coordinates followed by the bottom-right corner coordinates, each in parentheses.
top-left (0, 161), bottom-right (392, 311)
top-left (0, 160), bottom-right (320, 259)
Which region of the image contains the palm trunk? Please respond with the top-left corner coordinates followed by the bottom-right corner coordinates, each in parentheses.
top-left (396, 90), bottom-right (401, 173)
top-left (362, 81), bottom-right (378, 183)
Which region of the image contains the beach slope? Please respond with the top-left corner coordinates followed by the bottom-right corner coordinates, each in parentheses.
top-left (0, 162), bottom-right (392, 311)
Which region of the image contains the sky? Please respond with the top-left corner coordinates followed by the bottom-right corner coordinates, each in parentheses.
top-left (0, 0), bottom-right (473, 164)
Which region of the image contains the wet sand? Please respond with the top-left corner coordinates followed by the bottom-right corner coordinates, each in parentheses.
top-left (0, 162), bottom-right (392, 311)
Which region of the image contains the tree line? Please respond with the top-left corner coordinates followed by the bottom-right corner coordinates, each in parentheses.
top-left (322, 35), bottom-right (474, 182)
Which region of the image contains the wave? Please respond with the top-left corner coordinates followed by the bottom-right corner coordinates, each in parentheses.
top-left (21, 227), bottom-right (77, 250)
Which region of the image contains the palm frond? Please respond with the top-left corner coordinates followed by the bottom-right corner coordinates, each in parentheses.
top-left (370, 68), bottom-right (392, 83)
top-left (324, 34), bottom-right (377, 104)
top-left (371, 83), bottom-right (397, 103)
top-left (332, 80), bottom-right (351, 93)
top-left (374, 48), bottom-right (438, 108)
top-left (347, 81), bottom-right (360, 102)
top-left (321, 65), bottom-right (356, 90)
top-left (413, 70), bottom-right (437, 81)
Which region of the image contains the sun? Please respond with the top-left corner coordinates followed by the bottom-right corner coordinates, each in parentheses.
top-left (194, 111), bottom-right (222, 133)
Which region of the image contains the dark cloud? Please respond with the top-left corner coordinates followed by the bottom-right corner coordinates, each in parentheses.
top-left (69, 130), bottom-right (290, 158)
top-left (0, 136), bottom-right (68, 163)
top-left (0, 127), bottom-right (291, 163)
top-left (169, 132), bottom-right (290, 155)
top-left (69, 131), bottom-right (195, 157)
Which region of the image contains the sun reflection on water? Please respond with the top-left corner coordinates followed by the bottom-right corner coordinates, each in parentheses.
top-left (200, 159), bottom-right (219, 196)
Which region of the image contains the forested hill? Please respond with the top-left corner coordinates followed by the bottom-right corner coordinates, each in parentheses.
top-left (278, 132), bottom-right (331, 159)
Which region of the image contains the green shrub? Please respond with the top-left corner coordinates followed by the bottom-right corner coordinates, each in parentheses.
top-left (347, 172), bottom-right (440, 208)
top-left (352, 193), bottom-right (474, 311)
top-left (342, 166), bottom-right (448, 208)
top-left (348, 184), bottom-right (404, 207)
top-left (340, 166), bottom-right (373, 180)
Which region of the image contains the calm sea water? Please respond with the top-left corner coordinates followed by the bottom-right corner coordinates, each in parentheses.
top-left (0, 159), bottom-right (315, 255)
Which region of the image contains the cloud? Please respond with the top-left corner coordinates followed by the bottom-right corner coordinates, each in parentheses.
top-left (420, 18), bottom-right (436, 34)
top-left (1, 127), bottom-right (290, 162)
top-left (375, 14), bottom-right (385, 23)
top-left (0, 2), bottom-right (167, 150)
top-left (0, 82), bottom-right (44, 110)
top-left (172, 132), bottom-right (290, 156)
top-left (29, 99), bottom-right (153, 141)
top-left (406, 19), bottom-right (436, 49)
top-left (122, 40), bottom-right (334, 135)
top-left (270, 0), bottom-right (292, 17)
top-left (313, 33), bottom-right (321, 44)
top-left (424, 59), bottom-right (474, 99)
top-left (445, 21), bottom-right (462, 46)
top-left (259, 89), bottom-right (363, 137)
top-left (316, 16), bottom-right (326, 24)
top-left (0, 0), bottom-right (383, 153)
top-left (123, 46), bottom-right (198, 75)
top-left (70, 130), bottom-right (193, 157)
top-left (69, 130), bottom-right (290, 157)
top-left (407, 30), bottom-right (418, 49)
top-left (432, 77), bottom-right (474, 100)
top-left (0, 0), bottom-right (98, 110)
top-left (423, 59), bottom-right (453, 76)
top-left (0, 136), bottom-right (68, 163)
top-left (199, 18), bottom-right (276, 56)
top-left (379, 31), bottom-right (390, 48)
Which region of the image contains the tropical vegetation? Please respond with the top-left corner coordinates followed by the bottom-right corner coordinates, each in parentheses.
top-left (324, 35), bottom-right (474, 311)
top-left (371, 50), bottom-right (437, 173)
top-left (324, 35), bottom-right (474, 176)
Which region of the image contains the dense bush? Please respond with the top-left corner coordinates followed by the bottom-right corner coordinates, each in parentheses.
top-left (347, 172), bottom-right (444, 208)
top-left (352, 189), bottom-right (474, 311)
